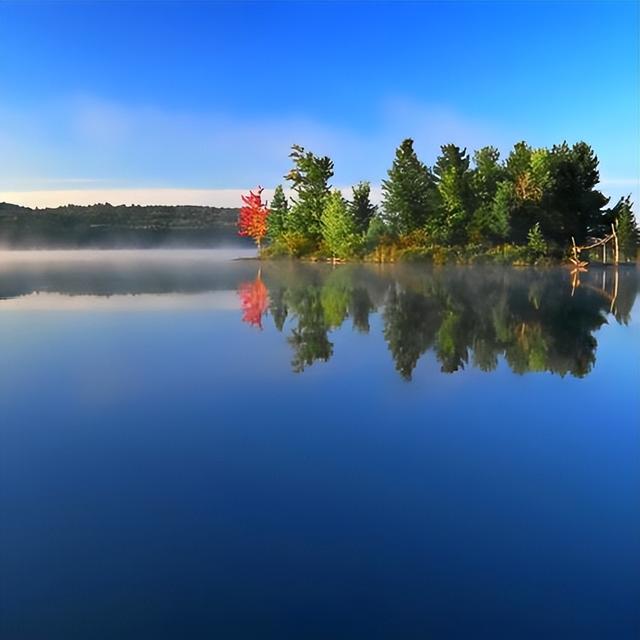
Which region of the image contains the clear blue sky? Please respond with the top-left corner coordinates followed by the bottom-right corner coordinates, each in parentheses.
top-left (0, 0), bottom-right (638, 207)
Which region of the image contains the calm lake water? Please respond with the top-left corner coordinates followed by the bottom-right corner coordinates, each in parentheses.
top-left (1, 250), bottom-right (638, 639)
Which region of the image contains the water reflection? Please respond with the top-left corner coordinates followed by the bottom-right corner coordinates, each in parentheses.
top-left (0, 251), bottom-right (636, 380)
top-left (238, 263), bottom-right (639, 379)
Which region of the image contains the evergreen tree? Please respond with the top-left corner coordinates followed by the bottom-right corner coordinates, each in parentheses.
top-left (505, 141), bottom-right (533, 180)
top-left (381, 138), bottom-right (437, 235)
top-left (544, 141), bottom-right (609, 243)
top-left (472, 146), bottom-right (504, 208)
top-left (489, 181), bottom-right (513, 240)
top-left (506, 144), bottom-right (553, 243)
top-left (612, 196), bottom-right (639, 261)
top-left (503, 142), bottom-right (536, 242)
top-left (267, 184), bottom-right (289, 241)
top-left (349, 181), bottom-right (377, 234)
top-left (526, 222), bottom-right (547, 260)
top-left (321, 190), bottom-right (356, 261)
top-left (285, 144), bottom-right (334, 242)
top-left (469, 147), bottom-right (506, 240)
top-left (365, 216), bottom-right (390, 251)
top-left (432, 144), bottom-right (473, 243)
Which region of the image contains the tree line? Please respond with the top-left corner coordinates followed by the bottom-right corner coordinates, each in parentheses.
top-left (0, 202), bottom-right (244, 248)
top-left (239, 140), bottom-right (639, 263)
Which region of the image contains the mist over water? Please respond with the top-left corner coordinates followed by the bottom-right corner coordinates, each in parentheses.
top-left (0, 252), bottom-right (638, 639)
top-left (0, 246), bottom-right (257, 263)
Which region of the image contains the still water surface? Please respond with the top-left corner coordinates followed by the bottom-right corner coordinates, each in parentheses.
top-left (0, 250), bottom-right (638, 639)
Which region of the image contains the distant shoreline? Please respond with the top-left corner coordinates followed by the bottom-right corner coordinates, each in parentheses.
top-left (0, 201), bottom-right (249, 249)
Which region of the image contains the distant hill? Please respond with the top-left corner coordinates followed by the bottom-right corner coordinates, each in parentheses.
top-left (0, 202), bottom-right (248, 248)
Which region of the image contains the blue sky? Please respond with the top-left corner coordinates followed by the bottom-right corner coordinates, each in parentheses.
top-left (0, 0), bottom-right (638, 207)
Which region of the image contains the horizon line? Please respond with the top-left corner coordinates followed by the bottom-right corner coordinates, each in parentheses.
top-left (1, 181), bottom-right (637, 210)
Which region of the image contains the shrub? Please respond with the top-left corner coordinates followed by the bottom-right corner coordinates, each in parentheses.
top-left (280, 231), bottom-right (317, 257)
top-left (526, 222), bottom-right (548, 262)
top-left (487, 243), bottom-right (529, 265)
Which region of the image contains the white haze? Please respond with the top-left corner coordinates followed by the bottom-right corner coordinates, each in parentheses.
top-left (0, 247), bottom-right (257, 263)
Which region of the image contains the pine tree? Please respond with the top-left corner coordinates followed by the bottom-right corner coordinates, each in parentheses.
top-left (505, 143), bottom-right (555, 243)
top-left (505, 141), bottom-right (533, 180)
top-left (285, 144), bottom-right (334, 242)
top-left (381, 138), bottom-right (437, 235)
top-left (349, 181), bottom-right (377, 234)
top-left (527, 222), bottom-right (547, 259)
top-left (267, 184), bottom-right (289, 241)
top-left (613, 196), bottom-right (639, 261)
top-left (488, 180), bottom-right (513, 240)
top-left (544, 141), bottom-right (608, 243)
top-left (432, 144), bottom-right (473, 244)
top-left (469, 147), bottom-right (506, 241)
top-left (321, 190), bottom-right (356, 261)
top-left (472, 146), bottom-right (503, 207)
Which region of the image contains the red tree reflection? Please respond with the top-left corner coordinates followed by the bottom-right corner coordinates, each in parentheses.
top-left (238, 272), bottom-right (270, 329)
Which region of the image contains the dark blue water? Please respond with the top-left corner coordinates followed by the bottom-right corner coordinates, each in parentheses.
top-left (1, 251), bottom-right (638, 639)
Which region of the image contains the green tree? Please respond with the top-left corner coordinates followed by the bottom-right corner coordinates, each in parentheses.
top-left (365, 216), bottom-right (390, 249)
top-left (613, 196), bottom-right (639, 261)
top-left (267, 184), bottom-right (289, 241)
top-left (485, 180), bottom-right (513, 240)
top-left (285, 144), bottom-right (334, 242)
top-left (470, 146), bottom-right (505, 240)
top-left (472, 146), bottom-right (503, 203)
top-left (287, 287), bottom-right (333, 373)
top-left (349, 181), bottom-right (377, 234)
top-left (505, 141), bottom-right (533, 180)
top-left (381, 138), bottom-right (437, 235)
top-left (432, 144), bottom-right (473, 243)
top-left (321, 190), bottom-right (356, 261)
top-left (543, 141), bottom-right (609, 244)
top-left (526, 222), bottom-right (547, 260)
top-left (383, 287), bottom-right (441, 380)
top-left (504, 142), bottom-right (550, 242)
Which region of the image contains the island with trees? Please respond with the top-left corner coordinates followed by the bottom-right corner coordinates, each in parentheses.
top-left (238, 140), bottom-right (639, 265)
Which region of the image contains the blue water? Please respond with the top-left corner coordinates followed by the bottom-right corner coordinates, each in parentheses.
top-left (0, 251), bottom-right (638, 639)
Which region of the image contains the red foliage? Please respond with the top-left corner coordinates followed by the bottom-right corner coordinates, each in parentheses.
top-left (238, 186), bottom-right (269, 248)
top-left (238, 273), bottom-right (270, 329)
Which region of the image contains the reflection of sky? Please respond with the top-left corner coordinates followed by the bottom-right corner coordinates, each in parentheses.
top-left (0, 291), bottom-right (240, 311)
top-left (0, 261), bottom-right (638, 638)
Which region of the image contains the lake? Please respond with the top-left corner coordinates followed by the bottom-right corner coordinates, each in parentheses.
top-left (0, 250), bottom-right (638, 639)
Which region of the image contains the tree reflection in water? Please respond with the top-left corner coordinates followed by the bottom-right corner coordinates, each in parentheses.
top-left (237, 271), bottom-right (269, 330)
top-left (237, 264), bottom-right (638, 380)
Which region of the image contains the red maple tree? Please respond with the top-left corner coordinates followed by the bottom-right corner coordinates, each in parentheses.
top-left (238, 186), bottom-right (269, 249)
top-left (238, 272), bottom-right (270, 329)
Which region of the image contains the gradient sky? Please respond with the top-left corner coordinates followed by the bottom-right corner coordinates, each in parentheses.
top-left (0, 0), bottom-right (638, 207)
